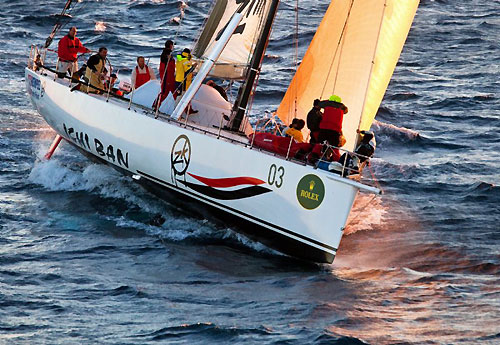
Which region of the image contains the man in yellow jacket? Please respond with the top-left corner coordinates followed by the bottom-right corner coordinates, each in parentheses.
top-left (81, 47), bottom-right (108, 93)
top-left (175, 48), bottom-right (196, 96)
top-left (285, 119), bottom-right (306, 143)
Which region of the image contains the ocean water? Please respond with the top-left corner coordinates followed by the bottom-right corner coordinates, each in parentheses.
top-left (1, 0), bottom-right (499, 344)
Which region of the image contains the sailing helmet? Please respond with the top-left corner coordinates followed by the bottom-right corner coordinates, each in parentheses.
top-left (329, 95), bottom-right (342, 103)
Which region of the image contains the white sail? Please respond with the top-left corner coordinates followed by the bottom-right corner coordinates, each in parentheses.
top-left (193, 0), bottom-right (273, 80)
top-left (276, 0), bottom-right (419, 151)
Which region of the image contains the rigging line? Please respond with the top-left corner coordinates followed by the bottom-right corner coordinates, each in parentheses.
top-left (192, 0), bottom-right (214, 50)
top-left (242, 67), bottom-right (262, 133)
top-left (62, 0), bottom-right (88, 28)
top-left (174, 1), bottom-right (188, 43)
top-left (243, 0), bottom-right (276, 131)
top-left (44, 0), bottom-right (73, 48)
top-left (344, 160), bottom-right (383, 229)
top-left (250, 2), bottom-right (268, 65)
top-left (356, 0), bottom-right (387, 133)
top-left (50, 0), bottom-right (90, 49)
top-left (367, 161), bottom-right (383, 194)
top-left (292, 0), bottom-right (299, 124)
top-left (330, 21), bottom-right (348, 98)
top-left (320, 0), bottom-right (355, 99)
top-left (344, 193), bottom-right (377, 228)
top-left (241, 2), bottom-right (273, 125)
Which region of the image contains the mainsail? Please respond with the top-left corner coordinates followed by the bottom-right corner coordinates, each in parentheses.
top-left (193, 0), bottom-right (273, 80)
top-left (276, 0), bottom-right (419, 151)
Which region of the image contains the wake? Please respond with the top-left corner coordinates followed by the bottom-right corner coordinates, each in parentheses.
top-left (372, 119), bottom-right (420, 140)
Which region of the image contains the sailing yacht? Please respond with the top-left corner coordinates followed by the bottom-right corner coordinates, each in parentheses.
top-left (25, 0), bottom-right (419, 263)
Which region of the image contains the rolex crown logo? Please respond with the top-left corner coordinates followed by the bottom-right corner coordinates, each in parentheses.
top-left (309, 180), bottom-right (315, 190)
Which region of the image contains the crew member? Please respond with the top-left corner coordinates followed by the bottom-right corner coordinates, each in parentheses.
top-left (175, 48), bottom-right (196, 96)
top-left (285, 119), bottom-right (306, 143)
top-left (306, 99), bottom-right (322, 144)
top-left (154, 40), bottom-right (176, 109)
top-left (318, 95), bottom-right (348, 147)
top-left (282, 118), bottom-right (298, 137)
top-left (206, 80), bottom-right (228, 101)
top-left (57, 26), bottom-right (90, 76)
top-left (355, 130), bottom-right (376, 162)
top-left (81, 47), bottom-right (108, 93)
top-left (131, 56), bottom-right (156, 89)
top-left (106, 73), bottom-right (123, 96)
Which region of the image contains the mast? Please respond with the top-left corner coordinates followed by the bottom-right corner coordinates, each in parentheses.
top-left (44, 0), bottom-right (74, 48)
top-left (230, 0), bottom-right (280, 132)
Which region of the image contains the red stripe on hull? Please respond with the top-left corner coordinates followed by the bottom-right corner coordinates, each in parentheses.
top-left (187, 173), bottom-right (265, 188)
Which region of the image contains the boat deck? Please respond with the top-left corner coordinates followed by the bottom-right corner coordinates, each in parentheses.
top-left (43, 68), bottom-right (247, 139)
top-left (32, 67), bottom-right (380, 194)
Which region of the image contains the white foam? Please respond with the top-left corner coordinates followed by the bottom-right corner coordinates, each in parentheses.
top-left (109, 216), bottom-right (209, 241)
top-left (28, 146), bottom-right (282, 254)
top-left (94, 21), bottom-right (106, 32)
top-left (222, 229), bottom-right (280, 255)
top-left (373, 119), bottom-right (420, 140)
top-left (29, 159), bottom-right (88, 192)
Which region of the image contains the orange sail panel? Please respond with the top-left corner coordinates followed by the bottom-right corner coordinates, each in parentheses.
top-left (276, 0), bottom-right (419, 151)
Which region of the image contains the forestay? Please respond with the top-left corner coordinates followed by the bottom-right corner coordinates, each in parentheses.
top-left (193, 0), bottom-right (272, 80)
top-left (276, 0), bottom-right (419, 151)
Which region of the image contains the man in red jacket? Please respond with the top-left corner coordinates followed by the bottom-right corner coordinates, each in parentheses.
top-left (318, 95), bottom-right (348, 147)
top-left (153, 39), bottom-right (176, 110)
top-left (57, 26), bottom-right (90, 76)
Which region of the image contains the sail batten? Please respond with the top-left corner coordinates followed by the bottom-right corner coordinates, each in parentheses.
top-left (276, 0), bottom-right (419, 152)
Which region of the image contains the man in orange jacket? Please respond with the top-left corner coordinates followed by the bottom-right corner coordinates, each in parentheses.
top-left (57, 26), bottom-right (90, 76)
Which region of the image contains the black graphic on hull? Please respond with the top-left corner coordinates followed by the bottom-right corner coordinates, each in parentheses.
top-left (170, 134), bottom-right (191, 185)
top-left (177, 179), bottom-right (271, 200)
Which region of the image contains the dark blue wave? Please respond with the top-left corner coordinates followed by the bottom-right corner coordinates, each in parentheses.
top-left (314, 334), bottom-right (369, 345)
top-left (139, 323), bottom-right (272, 341)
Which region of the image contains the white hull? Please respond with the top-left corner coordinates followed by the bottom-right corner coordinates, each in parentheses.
top-left (26, 68), bottom-right (378, 263)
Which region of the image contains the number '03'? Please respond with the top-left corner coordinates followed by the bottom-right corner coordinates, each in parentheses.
top-left (268, 164), bottom-right (284, 188)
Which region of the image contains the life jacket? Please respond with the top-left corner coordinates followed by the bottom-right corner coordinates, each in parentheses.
top-left (159, 57), bottom-right (174, 82)
top-left (58, 35), bottom-right (85, 62)
top-left (159, 58), bottom-right (176, 99)
top-left (319, 105), bottom-right (345, 132)
top-left (175, 54), bottom-right (193, 89)
top-left (81, 56), bottom-right (105, 93)
top-left (134, 65), bottom-right (151, 89)
top-left (175, 55), bottom-right (188, 82)
top-left (285, 128), bottom-right (304, 143)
